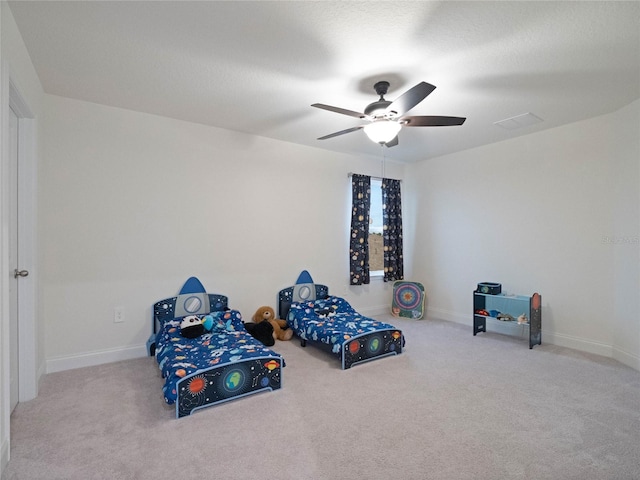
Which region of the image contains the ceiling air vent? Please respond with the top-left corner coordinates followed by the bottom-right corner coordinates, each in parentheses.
top-left (494, 112), bottom-right (543, 130)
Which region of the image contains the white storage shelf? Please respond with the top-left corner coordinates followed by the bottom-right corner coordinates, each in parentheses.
top-left (473, 290), bottom-right (542, 349)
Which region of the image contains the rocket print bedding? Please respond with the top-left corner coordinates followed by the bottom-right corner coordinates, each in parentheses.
top-left (150, 277), bottom-right (283, 418)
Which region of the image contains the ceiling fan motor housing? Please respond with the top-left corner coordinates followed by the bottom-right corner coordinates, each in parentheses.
top-left (365, 81), bottom-right (393, 117)
top-left (364, 100), bottom-right (391, 117)
top-left (374, 81), bottom-right (390, 96)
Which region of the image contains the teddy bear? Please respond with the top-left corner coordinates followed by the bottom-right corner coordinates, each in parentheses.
top-left (252, 306), bottom-right (293, 341)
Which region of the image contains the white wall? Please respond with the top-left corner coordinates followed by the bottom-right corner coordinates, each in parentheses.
top-left (1, 2), bottom-right (45, 474)
top-left (0, 6), bottom-right (637, 480)
top-left (40, 94), bottom-right (405, 371)
top-left (405, 100), bottom-right (640, 368)
top-left (1, 22), bottom-right (638, 480)
top-left (611, 100), bottom-right (640, 368)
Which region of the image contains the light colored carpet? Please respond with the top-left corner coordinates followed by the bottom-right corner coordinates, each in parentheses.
top-left (3, 316), bottom-right (640, 480)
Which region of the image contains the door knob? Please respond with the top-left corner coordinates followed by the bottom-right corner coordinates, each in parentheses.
top-left (14, 269), bottom-right (29, 278)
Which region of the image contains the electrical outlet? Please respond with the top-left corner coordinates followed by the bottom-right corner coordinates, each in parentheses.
top-left (114, 307), bottom-right (124, 323)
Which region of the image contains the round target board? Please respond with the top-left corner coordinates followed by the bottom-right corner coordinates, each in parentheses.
top-left (392, 281), bottom-right (425, 319)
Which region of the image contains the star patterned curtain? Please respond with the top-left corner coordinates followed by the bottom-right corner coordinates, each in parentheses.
top-left (382, 178), bottom-right (404, 282)
top-left (349, 174), bottom-right (371, 285)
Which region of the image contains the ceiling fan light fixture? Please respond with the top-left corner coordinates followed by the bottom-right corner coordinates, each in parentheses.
top-left (312, 81), bottom-right (464, 148)
top-left (364, 120), bottom-right (401, 144)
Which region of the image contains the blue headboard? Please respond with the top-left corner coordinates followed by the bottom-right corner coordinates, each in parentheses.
top-left (278, 270), bottom-right (329, 319)
top-left (152, 277), bottom-right (228, 333)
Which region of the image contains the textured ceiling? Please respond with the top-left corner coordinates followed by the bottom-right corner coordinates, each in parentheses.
top-left (8, 1), bottom-right (640, 163)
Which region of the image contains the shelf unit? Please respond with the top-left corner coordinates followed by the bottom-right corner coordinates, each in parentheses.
top-left (473, 290), bottom-right (542, 349)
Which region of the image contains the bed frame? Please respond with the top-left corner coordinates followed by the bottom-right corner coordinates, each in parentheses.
top-left (149, 277), bottom-right (283, 418)
top-left (278, 271), bottom-right (403, 369)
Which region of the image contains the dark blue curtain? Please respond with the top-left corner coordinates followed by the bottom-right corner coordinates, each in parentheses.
top-left (349, 174), bottom-right (371, 285)
top-left (382, 178), bottom-right (404, 282)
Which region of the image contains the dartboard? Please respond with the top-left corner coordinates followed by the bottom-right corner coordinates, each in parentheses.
top-left (392, 281), bottom-right (425, 319)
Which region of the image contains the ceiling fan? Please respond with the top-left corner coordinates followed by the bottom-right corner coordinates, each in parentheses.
top-left (312, 81), bottom-right (466, 147)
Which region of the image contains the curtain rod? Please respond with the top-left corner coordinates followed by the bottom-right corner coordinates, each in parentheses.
top-left (347, 172), bottom-right (402, 182)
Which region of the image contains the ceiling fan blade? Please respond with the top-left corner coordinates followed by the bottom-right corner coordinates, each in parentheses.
top-left (385, 82), bottom-right (436, 117)
top-left (311, 103), bottom-right (366, 119)
top-left (384, 136), bottom-right (399, 148)
top-left (400, 115), bottom-right (466, 127)
top-left (317, 125), bottom-right (364, 140)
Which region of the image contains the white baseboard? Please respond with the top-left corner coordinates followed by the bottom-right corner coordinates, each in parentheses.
top-left (1, 435), bottom-right (9, 477)
top-left (42, 313), bottom-right (640, 374)
top-left (428, 307), bottom-right (638, 370)
top-left (542, 331), bottom-right (613, 358)
top-left (37, 360), bottom-right (46, 390)
top-left (358, 304), bottom-right (392, 317)
top-left (20, 360), bottom-right (46, 402)
top-left (613, 346), bottom-right (640, 371)
top-left (46, 344), bottom-right (148, 374)
top-left (427, 307), bottom-right (468, 324)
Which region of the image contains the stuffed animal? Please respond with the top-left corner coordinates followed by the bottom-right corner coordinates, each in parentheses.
top-left (315, 305), bottom-right (337, 318)
top-left (252, 306), bottom-right (293, 341)
top-left (180, 315), bottom-right (205, 338)
top-left (244, 321), bottom-right (276, 346)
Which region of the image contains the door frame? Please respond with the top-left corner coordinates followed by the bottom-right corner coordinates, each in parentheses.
top-left (9, 76), bottom-right (38, 402)
top-left (1, 67), bottom-right (38, 421)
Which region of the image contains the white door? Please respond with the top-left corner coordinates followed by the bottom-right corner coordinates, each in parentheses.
top-left (9, 106), bottom-right (20, 413)
top-left (7, 79), bottom-right (37, 409)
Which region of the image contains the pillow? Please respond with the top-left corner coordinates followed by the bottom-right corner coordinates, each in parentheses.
top-left (311, 296), bottom-right (356, 316)
top-left (203, 310), bottom-right (244, 332)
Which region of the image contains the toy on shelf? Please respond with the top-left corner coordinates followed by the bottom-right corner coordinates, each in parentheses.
top-left (473, 287), bottom-right (542, 349)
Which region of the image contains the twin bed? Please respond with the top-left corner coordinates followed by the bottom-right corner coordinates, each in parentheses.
top-left (150, 277), bottom-right (283, 418)
top-left (150, 273), bottom-right (404, 417)
top-left (278, 271), bottom-right (404, 370)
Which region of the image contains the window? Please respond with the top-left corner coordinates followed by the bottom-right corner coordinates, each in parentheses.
top-left (368, 178), bottom-right (384, 276)
top-left (350, 174), bottom-right (403, 285)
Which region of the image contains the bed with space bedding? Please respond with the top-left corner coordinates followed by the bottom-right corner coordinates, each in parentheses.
top-left (278, 271), bottom-right (404, 369)
top-left (148, 277), bottom-right (283, 418)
